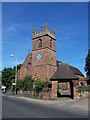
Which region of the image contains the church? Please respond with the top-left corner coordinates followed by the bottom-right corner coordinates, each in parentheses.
top-left (18, 21), bottom-right (57, 81)
top-left (18, 22), bottom-right (86, 98)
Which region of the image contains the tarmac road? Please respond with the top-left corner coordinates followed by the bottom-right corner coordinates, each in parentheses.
top-left (2, 95), bottom-right (88, 118)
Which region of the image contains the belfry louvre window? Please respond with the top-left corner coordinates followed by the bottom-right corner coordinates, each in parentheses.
top-left (38, 39), bottom-right (42, 48)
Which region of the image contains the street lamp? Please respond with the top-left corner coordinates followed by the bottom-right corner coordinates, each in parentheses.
top-left (11, 54), bottom-right (17, 95)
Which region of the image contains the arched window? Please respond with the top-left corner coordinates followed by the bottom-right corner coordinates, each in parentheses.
top-left (38, 39), bottom-right (42, 48)
top-left (50, 39), bottom-right (52, 48)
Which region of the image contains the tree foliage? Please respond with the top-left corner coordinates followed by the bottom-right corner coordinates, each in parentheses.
top-left (2, 64), bottom-right (22, 90)
top-left (85, 49), bottom-right (90, 79)
top-left (16, 77), bottom-right (50, 93)
top-left (42, 81), bottom-right (50, 89)
top-left (34, 78), bottom-right (50, 92)
top-left (23, 75), bottom-right (33, 91)
top-left (13, 64), bottom-right (22, 72)
top-left (16, 80), bottom-right (23, 91)
top-left (34, 78), bottom-right (43, 91)
top-left (2, 68), bottom-right (14, 89)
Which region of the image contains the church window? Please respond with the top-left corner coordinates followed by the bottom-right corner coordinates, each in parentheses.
top-left (38, 39), bottom-right (42, 48)
top-left (36, 53), bottom-right (42, 60)
top-left (28, 62), bottom-right (31, 65)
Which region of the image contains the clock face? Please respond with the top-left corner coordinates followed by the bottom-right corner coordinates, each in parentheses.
top-left (36, 53), bottom-right (42, 60)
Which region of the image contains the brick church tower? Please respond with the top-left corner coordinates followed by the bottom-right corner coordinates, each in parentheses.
top-left (31, 22), bottom-right (57, 80)
top-left (18, 22), bottom-right (57, 81)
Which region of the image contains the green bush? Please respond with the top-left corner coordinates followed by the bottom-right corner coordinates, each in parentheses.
top-left (34, 78), bottom-right (50, 92)
top-left (23, 75), bottom-right (33, 91)
top-left (34, 78), bottom-right (43, 92)
top-left (42, 81), bottom-right (50, 89)
top-left (16, 75), bottom-right (34, 92)
top-left (16, 80), bottom-right (23, 91)
top-left (16, 77), bottom-right (50, 97)
top-left (78, 85), bottom-right (90, 93)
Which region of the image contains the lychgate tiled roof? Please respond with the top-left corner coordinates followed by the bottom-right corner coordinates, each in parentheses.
top-left (57, 60), bottom-right (84, 77)
top-left (69, 65), bottom-right (84, 76)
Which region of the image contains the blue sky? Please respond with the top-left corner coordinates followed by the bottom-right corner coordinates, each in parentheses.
top-left (2, 2), bottom-right (88, 76)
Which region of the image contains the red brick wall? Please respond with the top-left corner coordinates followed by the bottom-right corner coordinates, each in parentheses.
top-left (18, 50), bottom-right (57, 81)
top-left (31, 65), bottom-right (57, 81)
top-left (74, 75), bottom-right (86, 86)
top-left (57, 74), bottom-right (86, 90)
top-left (51, 81), bottom-right (58, 99)
top-left (32, 48), bottom-right (56, 67)
top-left (32, 36), bottom-right (56, 51)
top-left (18, 53), bottom-right (32, 80)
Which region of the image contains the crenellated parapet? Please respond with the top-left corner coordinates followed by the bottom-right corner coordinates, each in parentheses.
top-left (32, 21), bottom-right (56, 39)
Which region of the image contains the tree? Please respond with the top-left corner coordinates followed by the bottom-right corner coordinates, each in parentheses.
top-left (16, 80), bottom-right (23, 91)
top-left (42, 81), bottom-right (50, 89)
top-left (13, 64), bottom-right (22, 72)
top-left (2, 64), bottom-right (22, 90)
top-left (85, 49), bottom-right (90, 79)
top-left (23, 75), bottom-right (33, 91)
top-left (2, 68), bottom-right (14, 89)
top-left (34, 78), bottom-right (43, 92)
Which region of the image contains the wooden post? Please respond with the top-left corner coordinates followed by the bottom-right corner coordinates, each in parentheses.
top-left (70, 81), bottom-right (74, 99)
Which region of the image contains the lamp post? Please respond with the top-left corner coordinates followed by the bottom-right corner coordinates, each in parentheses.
top-left (11, 54), bottom-right (17, 95)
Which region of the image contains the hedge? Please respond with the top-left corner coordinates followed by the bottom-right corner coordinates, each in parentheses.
top-left (78, 85), bottom-right (90, 93)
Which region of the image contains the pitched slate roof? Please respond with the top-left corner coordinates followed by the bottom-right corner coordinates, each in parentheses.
top-left (57, 60), bottom-right (84, 77)
top-left (50, 63), bottom-right (79, 81)
top-left (69, 65), bottom-right (84, 77)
